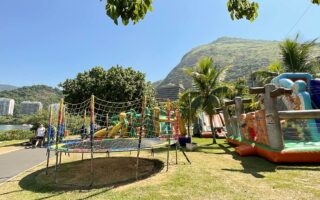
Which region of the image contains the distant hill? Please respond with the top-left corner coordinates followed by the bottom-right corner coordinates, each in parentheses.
top-left (0, 84), bottom-right (18, 92)
top-left (158, 37), bottom-right (320, 89)
top-left (152, 80), bottom-right (163, 88)
top-left (0, 85), bottom-right (63, 114)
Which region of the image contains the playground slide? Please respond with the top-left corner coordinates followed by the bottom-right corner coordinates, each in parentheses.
top-left (94, 128), bottom-right (107, 138)
top-left (93, 121), bottom-right (127, 138)
top-left (200, 113), bottom-right (226, 138)
top-left (108, 122), bottom-right (125, 137)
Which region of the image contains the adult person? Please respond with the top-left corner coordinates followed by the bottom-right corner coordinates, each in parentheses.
top-left (35, 124), bottom-right (46, 148)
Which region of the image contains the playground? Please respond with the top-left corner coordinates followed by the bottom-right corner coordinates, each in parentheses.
top-left (2, 0), bottom-right (320, 199)
top-left (0, 72), bottom-right (320, 199)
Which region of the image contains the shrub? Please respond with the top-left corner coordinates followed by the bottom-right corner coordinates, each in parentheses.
top-left (0, 130), bottom-right (34, 141)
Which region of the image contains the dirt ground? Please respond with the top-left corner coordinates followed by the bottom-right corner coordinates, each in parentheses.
top-left (32, 156), bottom-right (164, 189)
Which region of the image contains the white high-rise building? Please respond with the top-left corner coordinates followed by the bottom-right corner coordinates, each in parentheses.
top-left (0, 98), bottom-right (15, 116)
top-left (20, 101), bottom-right (43, 115)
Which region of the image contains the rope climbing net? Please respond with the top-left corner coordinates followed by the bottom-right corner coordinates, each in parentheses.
top-left (47, 95), bottom-right (193, 154)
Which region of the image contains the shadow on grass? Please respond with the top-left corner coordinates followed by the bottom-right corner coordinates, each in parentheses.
top-left (192, 140), bottom-right (320, 178)
top-left (217, 143), bottom-right (276, 178)
top-left (19, 157), bottom-right (164, 193)
top-left (218, 143), bottom-right (320, 178)
top-left (194, 142), bottom-right (275, 178)
top-left (195, 141), bottom-right (229, 154)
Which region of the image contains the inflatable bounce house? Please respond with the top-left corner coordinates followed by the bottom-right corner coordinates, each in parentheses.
top-left (199, 112), bottom-right (227, 138)
top-left (223, 73), bottom-right (320, 162)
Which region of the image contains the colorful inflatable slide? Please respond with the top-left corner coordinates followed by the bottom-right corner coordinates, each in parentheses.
top-left (224, 73), bottom-right (320, 162)
top-left (200, 113), bottom-right (226, 138)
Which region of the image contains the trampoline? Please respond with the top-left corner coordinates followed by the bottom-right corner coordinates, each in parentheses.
top-left (45, 96), bottom-right (191, 187)
top-left (49, 138), bottom-right (176, 153)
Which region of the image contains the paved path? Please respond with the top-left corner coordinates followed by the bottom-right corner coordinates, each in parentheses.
top-left (0, 146), bottom-right (24, 155)
top-left (0, 148), bottom-right (48, 184)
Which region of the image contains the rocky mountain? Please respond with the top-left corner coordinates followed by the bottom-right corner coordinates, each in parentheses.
top-left (152, 80), bottom-right (163, 88)
top-left (0, 84), bottom-right (18, 92)
top-left (157, 37), bottom-right (320, 89)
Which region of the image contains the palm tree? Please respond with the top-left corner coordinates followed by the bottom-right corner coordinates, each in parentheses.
top-left (250, 61), bottom-right (283, 87)
top-left (251, 70), bottom-right (278, 86)
top-left (279, 34), bottom-right (317, 73)
top-left (184, 57), bottom-right (230, 144)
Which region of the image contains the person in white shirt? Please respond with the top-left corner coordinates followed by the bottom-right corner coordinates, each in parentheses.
top-left (35, 124), bottom-right (46, 148)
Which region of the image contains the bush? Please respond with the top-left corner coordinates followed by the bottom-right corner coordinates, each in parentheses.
top-left (0, 130), bottom-right (34, 141)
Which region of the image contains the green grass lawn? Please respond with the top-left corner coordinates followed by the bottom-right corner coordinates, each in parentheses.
top-left (0, 138), bottom-right (320, 200)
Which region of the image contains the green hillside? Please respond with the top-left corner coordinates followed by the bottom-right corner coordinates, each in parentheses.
top-left (158, 37), bottom-right (320, 89)
top-left (0, 85), bottom-right (63, 114)
top-left (0, 84), bottom-right (18, 92)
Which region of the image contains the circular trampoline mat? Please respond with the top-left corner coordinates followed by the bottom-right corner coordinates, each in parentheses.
top-left (49, 138), bottom-right (175, 153)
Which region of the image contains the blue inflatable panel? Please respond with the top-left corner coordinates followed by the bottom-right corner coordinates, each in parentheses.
top-left (310, 80), bottom-right (320, 109)
top-left (310, 80), bottom-right (320, 133)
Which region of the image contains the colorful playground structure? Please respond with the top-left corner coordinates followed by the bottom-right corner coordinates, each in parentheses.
top-left (223, 73), bottom-right (320, 162)
top-left (90, 98), bottom-right (187, 139)
top-left (46, 96), bottom-right (190, 186)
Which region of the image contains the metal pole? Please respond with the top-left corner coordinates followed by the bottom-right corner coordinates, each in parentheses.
top-left (166, 134), bottom-right (170, 172)
top-left (55, 98), bottom-right (64, 184)
top-left (82, 110), bottom-right (86, 140)
top-left (58, 152), bottom-right (62, 167)
top-left (175, 142), bottom-right (178, 165)
top-left (46, 105), bottom-right (53, 175)
top-left (178, 142), bottom-right (191, 164)
top-left (136, 96), bottom-right (146, 180)
top-left (136, 129), bottom-right (142, 180)
top-left (46, 150), bottom-right (50, 175)
top-left (89, 95), bottom-right (95, 187)
top-left (90, 151), bottom-right (94, 187)
top-left (54, 151), bottom-right (58, 184)
top-left (106, 113), bottom-right (109, 137)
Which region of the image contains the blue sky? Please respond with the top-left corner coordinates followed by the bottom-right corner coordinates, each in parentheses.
top-left (1, 0), bottom-right (319, 87)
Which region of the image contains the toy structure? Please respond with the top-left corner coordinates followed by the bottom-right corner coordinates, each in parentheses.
top-left (90, 98), bottom-right (186, 139)
top-left (45, 96), bottom-right (190, 187)
top-left (223, 73), bottom-right (320, 162)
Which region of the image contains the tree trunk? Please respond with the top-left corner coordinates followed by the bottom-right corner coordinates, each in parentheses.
top-left (209, 114), bottom-right (216, 144)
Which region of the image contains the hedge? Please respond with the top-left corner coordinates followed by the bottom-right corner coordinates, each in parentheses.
top-left (0, 130), bottom-right (34, 141)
